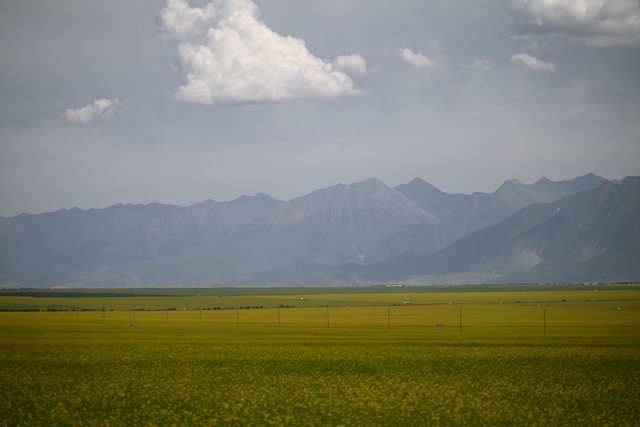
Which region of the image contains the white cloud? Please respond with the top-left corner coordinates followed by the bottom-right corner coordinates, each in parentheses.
top-left (460, 57), bottom-right (495, 71)
top-left (158, 0), bottom-right (363, 104)
top-left (507, 0), bottom-right (640, 46)
top-left (333, 54), bottom-right (368, 75)
top-left (399, 48), bottom-right (438, 69)
top-left (64, 98), bottom-right (123, 123)
top-left (510, 53), bottom-right (557, 70)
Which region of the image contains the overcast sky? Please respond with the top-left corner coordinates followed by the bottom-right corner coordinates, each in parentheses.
top-left (1, 0), bottom-right (639, 216)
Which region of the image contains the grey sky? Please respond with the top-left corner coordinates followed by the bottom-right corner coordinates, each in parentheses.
top-left (1, 0), bottom-right (639, 216)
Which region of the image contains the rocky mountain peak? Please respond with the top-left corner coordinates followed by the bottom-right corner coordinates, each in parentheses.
top-left (493, 179), bottom-right (540, 210)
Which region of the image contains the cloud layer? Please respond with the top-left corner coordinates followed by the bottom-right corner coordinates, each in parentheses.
top-left (508, 0), bottom-right (640, 46)
top-left (158, 0), bottom-right (363, 104)
top-left (399, 48), bottom-right (438, 69)
top-left (460, 57), bottom-right (495, 71)
top-left (333, 54), bottom-right (368, 76)
top-left (510, 53), bottom-right (557, 70)
top-left (64, 98), bottom-right (123, 123)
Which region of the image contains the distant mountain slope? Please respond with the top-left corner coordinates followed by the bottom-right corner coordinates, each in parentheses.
top-left (0, 179), bottom-right (436, 287)
top-left (120, 193), bottom-right (282, 260)
top-left (105, 179), bottom-right (437, 287)
top-left (0, 173), bottom-right (624, 288)
top-left (493, 179), bottom-right (541, 210)
top-left (227, 178), bottom-right (437, 266)
top-left (395, 178), bottom-right (466, 219)
top-left (0, 194), bottom-right (285, 286)
top-left (0, 203), bottom-right (184, 272)
top-left (437, 192), bottom-right (516, 243)
top-left (425, 173), bottom-right (609, 248)
top-left (264, 178), bottom-right (435, 227)
top-left (528, 173), bottom-right (608, 202)
top-left (341, 177), bottom-right (640, 284)
top-left (239, 259), bottom-right (340, 286)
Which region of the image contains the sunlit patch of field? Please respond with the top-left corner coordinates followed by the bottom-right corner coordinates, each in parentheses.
top-left (1, 288), bottom-right (639, 425)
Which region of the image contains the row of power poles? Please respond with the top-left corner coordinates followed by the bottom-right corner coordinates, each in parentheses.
top-left (125, 305), bottom-right (547, 333)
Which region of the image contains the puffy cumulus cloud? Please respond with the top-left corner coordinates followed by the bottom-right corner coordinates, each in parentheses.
top-left (510, 52), bottom-right (557, 70)
top-left (158, 0), bottom-right (363, 104)
top-left (460, 57), bottom-right (495, 71)
top-left (333, 54), bottom-right (367, 75)
top-left (399, 48), bottom-right (438, 69)
top-left (158, 0), bottom-right (217, 42)
top-left (508, 0), bottom-right (640, 46)
top-left (64, 98), bottom-right (123, 123)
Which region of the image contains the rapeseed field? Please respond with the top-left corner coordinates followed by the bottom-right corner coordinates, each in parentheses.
top-left (1, 288), bottom-right (639, 425)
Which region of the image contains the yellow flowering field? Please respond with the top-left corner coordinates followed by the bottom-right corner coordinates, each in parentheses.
top-left (1, 288), bottom-right (639, 425)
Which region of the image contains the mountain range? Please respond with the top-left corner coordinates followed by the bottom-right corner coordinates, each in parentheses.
top-left (1, 172), bottom-right (637, 288)
top-left (337, 176), bottom-right (640, 285)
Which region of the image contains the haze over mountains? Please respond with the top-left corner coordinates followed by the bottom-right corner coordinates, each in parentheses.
top-left (1, 173), bottom-right (637, 288)
top-left (339, 176), bottom-right (640, 285)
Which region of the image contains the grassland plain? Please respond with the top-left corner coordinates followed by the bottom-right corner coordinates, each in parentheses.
top-left (0, 287), bottom-right (639, 425)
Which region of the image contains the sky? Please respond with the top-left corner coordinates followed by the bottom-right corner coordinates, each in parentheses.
top-left (1, 0), bottom-right (639, 217)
